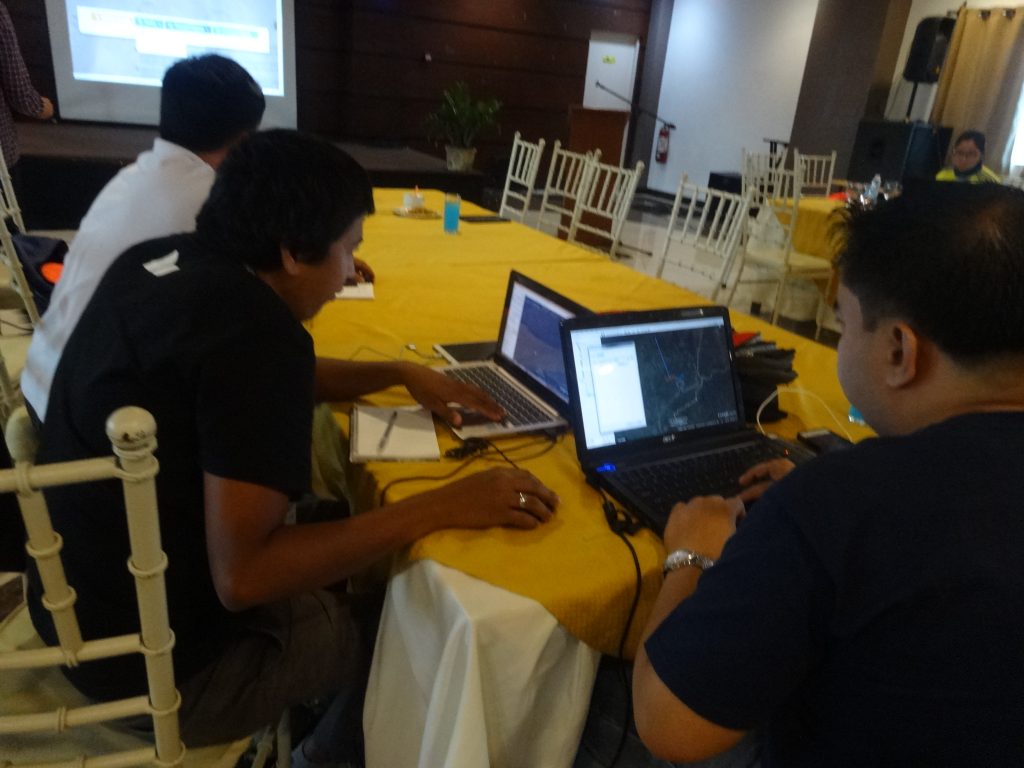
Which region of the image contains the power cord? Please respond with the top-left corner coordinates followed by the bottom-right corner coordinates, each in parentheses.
top-left (341, 343), bottom-right (443, 362)
top-left (377, 433), bottom-right (559, 503)
top-left (754, 385), bottom-right (854, 440)
top-left (403, 343), bottom-right (444, 361)
top-left (588, 481), bottom-right (644, 768)
top-left (346, 345), bottom-right (401, 361)
top-left (377, 455), bottom-right (481, 506)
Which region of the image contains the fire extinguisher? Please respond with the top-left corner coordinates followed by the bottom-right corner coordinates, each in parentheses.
top-left (655, 124), bottom-right (670, 164)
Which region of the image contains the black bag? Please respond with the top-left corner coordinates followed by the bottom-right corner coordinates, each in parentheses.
top-left (735, 345), bottom-right (798, 423)
top-left (11, 234), bottom-right (68, 315)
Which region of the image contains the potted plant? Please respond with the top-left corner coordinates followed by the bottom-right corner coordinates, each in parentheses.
top-left (424, 82), bottom-right (502, 171)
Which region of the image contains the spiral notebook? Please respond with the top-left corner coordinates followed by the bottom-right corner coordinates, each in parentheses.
top-left (350, 405), bottom-right (440, 462)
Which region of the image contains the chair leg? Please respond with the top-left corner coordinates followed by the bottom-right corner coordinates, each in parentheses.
top-left (813, 294), bottom-right (825, 341)
top-left (250, 726), bottom-right (276, 768)
top-left (725, 257), bottom-right (745, 308)
top-left (770, 275), bottom-right (787, 325)
top-left (710, 246), bottom-right (740, 302)
top-left (814, 271), bottom-right (836, 341)
top-left (277, 710), bottom-right (292, 768)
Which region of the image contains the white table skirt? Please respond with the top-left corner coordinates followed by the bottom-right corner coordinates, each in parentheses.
top-left (363, 560), bottom-right (600, 768)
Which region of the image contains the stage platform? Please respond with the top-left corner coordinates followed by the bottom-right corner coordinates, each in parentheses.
top-left (17, 122), bottom-right (485, 229)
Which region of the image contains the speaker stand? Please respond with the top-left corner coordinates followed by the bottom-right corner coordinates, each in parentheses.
top-left (905, 81), bottom-right (919, 120)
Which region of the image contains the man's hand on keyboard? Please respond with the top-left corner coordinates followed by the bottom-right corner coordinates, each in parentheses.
top-left (736, 459), bottom-right (796, 504)
top-left (663, 496), bottom-right (746, 558)
top-left (401, 364), bottom-right (505, 426)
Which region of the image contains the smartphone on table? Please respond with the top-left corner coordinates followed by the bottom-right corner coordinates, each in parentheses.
top-left (796, 428), bottom-right (854, 455)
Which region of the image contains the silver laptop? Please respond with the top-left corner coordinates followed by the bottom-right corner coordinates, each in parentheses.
top-left (442, 271), bottom-right (589, 439)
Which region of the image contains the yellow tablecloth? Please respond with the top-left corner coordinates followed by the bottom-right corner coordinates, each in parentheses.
top-left (312, 189), bottom-right (872, 657)
top-left (791, 196), bottom-right (845, 260)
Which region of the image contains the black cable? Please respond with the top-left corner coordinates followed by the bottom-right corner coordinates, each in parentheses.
top-left (588, 483), bottom-right (644, 768)
top-left (481, 431), bottom-right (561, 467)
top-left (379, 433), bottom-right (558, 505)
top-left (484, 438), bottom-right (519, 468)
top-left (377, 455), bottom-right (480, 506)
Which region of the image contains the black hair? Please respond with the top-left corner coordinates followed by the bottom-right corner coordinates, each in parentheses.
top-left (834, 183), bottom-right (1024, 363)
top-left (954, 129), bottom-right (986, 154)
top-left (195, 129), bottom-right (375, 270)
top-left (159, 54), bottom-right (265, 153)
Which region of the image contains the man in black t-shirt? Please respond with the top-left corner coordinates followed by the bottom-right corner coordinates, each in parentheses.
top-left (631, 184), bottom-right (1024, 766)
top-left (30, 130), bottom-right (560, 763)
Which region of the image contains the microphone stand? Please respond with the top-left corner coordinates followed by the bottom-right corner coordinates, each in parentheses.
top-left (595, 81), bottom-right (676, 130)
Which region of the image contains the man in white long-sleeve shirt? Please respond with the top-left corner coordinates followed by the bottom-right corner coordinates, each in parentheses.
top-left (22, 54), bottom-right (265, 421)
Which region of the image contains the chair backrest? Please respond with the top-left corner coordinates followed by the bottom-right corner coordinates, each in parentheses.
top-left (537, 140), bottom-right (601, 237)
top-left (0, 405), bottom-right (183, 767)
top-left (741, 146), bottom-right (788, 209)
top-left (0, 149), bottom-right (25, 233)
top-left (499, 131), bottom-right (546, 223)
top-left (746, 168), bottom-right (801, 259)
top-left (795, 149), bottom-right (837, 196)
top-left (0, 343), bottom-right (22, 426)
top-left (567, 159), bottom-right (644, 258)
top-left (655, 174), bottom-right (752, 300)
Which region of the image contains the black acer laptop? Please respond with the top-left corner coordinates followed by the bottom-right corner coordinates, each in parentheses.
top-left (560, 306), bottom-right (808, 534)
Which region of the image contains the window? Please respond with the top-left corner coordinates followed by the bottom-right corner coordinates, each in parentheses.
top-left (1011, 85), bottom-right (1024, 169)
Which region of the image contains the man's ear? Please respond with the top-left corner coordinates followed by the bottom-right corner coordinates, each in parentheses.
top-left (280, 247), bottom-right (301, 276)
top-left (884, 321), bottom-right (921, 388)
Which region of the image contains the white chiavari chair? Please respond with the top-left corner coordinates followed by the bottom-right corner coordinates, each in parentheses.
top-left (537, 141), bottom-right (601, 238)
top-left (727, 168), bottom-right (834, 336)
top-left (795, 148), bottom-right (838, 196)
top-left (0, 405), bottom-right (290, 767)
top-left (566, 159), bottom-right (644, 259)
top-left (499, 131), bottom-right (546, 224)
top-left (654, 174), bottom-right (753, 301)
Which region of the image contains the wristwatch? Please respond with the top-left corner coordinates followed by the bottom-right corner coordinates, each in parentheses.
top-left (662, 548), bottom-right (716, 575)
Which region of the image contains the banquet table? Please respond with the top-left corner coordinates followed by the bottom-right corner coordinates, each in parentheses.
top-left (790, 196), bottom-right (846, 260)
top-left (309, 189), bottom-right (872, 768)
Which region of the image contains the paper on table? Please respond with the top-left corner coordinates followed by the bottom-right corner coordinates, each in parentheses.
top-left (350, 405), bottom-right (440, 462)
top-left (336, 282), bottom-right (375, 300)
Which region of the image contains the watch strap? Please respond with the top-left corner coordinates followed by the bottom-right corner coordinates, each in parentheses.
top-left (662, 548), bottom-right (716, 575)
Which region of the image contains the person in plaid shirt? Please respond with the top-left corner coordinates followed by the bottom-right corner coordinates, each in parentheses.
top-left (0, 0), bottom-right (53, 168)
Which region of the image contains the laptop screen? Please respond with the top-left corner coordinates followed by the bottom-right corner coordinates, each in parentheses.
top-left (496, 273), bottom-right (586, 404)
top-left (565, 312), bottom-right (742, 450)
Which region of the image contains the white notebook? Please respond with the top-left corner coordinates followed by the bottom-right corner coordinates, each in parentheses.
top-left (350, 405), bottom-right (440, 462)
top-left (336, 282), bottom-right (375, 300)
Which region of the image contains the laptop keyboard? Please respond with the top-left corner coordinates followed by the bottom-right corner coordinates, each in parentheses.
top-left (444, 366), bottom-right (553, 426)
top-left (617, 441), bottom-right (789, 516)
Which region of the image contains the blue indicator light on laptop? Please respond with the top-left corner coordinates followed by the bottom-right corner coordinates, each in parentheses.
top-left (596, 463), bottom-right (616, 473)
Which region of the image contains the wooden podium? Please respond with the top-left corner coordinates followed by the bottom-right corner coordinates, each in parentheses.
top-left (564, 106), bottom-right (630, 247)
top-left (568, 106), bottom-right (629, 164)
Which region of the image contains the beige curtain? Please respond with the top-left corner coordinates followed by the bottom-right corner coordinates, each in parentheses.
top-left (930, 6), bottom-right (1024, 173)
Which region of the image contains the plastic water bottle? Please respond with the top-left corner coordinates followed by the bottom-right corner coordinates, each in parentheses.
top-left (848, 405), bottom-right (866, 425)
top-left (865, 174), bottom-right (881, 204)
top-left (443, 193), bottom-right (461, 234)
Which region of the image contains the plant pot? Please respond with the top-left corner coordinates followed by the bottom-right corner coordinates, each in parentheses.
top-left (445, 146), bottom-right (477, 171)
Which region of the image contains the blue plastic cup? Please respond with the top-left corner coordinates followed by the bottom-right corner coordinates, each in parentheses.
top-left (443, 193), bottom-right (461, 234)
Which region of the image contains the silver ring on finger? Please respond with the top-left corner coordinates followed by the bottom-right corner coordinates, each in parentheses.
top-left (518, 491), bottom-right (527, 509)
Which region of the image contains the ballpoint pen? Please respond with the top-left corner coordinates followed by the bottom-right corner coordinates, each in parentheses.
top-left (377, 410), bottom-right (399, 451)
